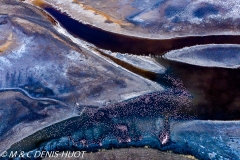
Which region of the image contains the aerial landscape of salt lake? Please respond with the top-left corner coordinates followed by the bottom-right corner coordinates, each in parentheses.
top-left (0, 0), bottom-right (240, 159)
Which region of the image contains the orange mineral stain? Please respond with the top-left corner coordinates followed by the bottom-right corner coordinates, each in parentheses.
top-left (39, 9), bottom-right (57, 25)
top-left (0, 33), bottom-right (13, 54)
top-left (23, 0), bottom-right (48, 7)
top-left (20, 0), bottom-right (57, 25)
top-left (72, 0), bottom-right (132, 27)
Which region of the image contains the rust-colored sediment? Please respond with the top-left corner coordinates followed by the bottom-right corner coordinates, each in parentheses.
top-left (23, 0), bottom-right (48, 7)
top-left (50, 32), bottom-right (83, 52)
top-left (39, 9), bottom-right (57, 25)
top-left (72, 0), bottom-right (132, 27)
top-left (0, 33), bottom-right (13, 53)
top-left (21, 0), bottom-right (57, 25)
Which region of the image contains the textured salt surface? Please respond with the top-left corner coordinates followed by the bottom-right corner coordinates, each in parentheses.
top-left (42, 0), bottom-right (240, 39)
top-left (2, 1), bottom-right (240, 160)
top-left (163, 44), bottom-right (240, 68)
top-left (99, 50), bottom-right (166, 74)
top-left (0, 0), bottom-right (164, 154)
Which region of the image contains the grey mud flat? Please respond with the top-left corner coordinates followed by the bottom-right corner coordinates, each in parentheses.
top-left (43, 148), bottom-right (196, 160)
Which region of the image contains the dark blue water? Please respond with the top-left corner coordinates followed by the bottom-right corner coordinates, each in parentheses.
top-left (194, 5), bottom-right (219, 18)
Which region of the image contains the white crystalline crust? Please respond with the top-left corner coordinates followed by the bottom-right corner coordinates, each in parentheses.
top-left (100, 49), bottom-right (166, 74)
top-left (163, 44), bottom-right (240, 68)
top-left (43, 0), bottom-right (240, 39)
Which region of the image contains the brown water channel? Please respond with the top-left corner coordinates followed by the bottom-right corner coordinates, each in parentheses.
top-left (43, 7), bottom-right (240, 56)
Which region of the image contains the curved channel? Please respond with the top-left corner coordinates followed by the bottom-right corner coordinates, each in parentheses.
top-left (43, 6), bottom-right (240, 56)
